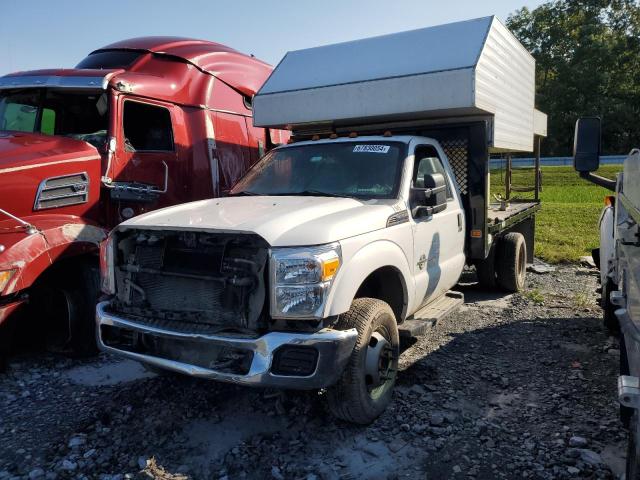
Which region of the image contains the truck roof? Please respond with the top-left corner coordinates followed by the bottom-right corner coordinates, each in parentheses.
top-left (254, 16), bottom-right (547, 153)
top-left (92, 37), bottom-right (272, 97)
top-left (0, 36), bottom-right (272, 102)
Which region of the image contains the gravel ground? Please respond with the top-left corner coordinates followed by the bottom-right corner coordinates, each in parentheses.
top-left (0, 264), bottom-right (626, 480)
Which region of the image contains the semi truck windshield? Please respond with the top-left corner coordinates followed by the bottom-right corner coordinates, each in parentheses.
top-left (230, 141), bottom-right (405, 199)
top-left (0, 89), bottom-right (108, 148)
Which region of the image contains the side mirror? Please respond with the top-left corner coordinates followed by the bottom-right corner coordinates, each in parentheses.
top-left (410, 172), bottom-right (447, 218)
top-left (573, 117), bottom-right (601, 173)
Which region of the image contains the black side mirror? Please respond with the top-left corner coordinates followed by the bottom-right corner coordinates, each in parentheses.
top-left (410, 172), bottom-right (447, 218)
top-left (574, 117), bottom-right (601, 173)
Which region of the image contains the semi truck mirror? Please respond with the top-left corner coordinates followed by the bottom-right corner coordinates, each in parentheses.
top-left (573, 117), bottom-right (601, 173)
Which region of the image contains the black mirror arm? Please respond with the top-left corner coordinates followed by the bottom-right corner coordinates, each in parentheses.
top-left (579, 171), bottom-right (616, 192)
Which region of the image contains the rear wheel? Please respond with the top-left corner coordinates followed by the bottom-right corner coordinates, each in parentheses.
top-left (327, 298), bottom-right (399, 424)
top-left (475, 246), bottom-right (497, 289)
top-left (602, 279), bottom-right (620, 333)
top-left (496, 232), bottom-right (527, 292)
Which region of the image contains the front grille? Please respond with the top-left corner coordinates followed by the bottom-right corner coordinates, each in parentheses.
top-left (111, 230), bottom-right (268, 332)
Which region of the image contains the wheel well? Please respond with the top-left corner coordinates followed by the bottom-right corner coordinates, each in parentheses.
top-left (354, 267), bottom-right (406, 322)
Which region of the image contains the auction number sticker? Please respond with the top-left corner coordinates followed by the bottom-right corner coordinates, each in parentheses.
top-left (353, 145), bottom-right (390, 153)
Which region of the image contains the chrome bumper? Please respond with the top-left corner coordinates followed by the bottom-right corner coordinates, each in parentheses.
top-left (96, 301), bottom-right (357, 389)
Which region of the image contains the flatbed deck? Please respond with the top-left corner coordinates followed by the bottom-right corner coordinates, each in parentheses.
top-left (487, 200), bottom-right (540, 234)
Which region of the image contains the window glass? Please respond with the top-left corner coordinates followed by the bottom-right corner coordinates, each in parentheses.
top-left (123, 101), bottom-right (174, 152)
top-left (414, 145), bottom-right (453, 199)
top-left (230, 141), bottom-right (405, 199)
top-left (0, 89), bottom-right (107, 147)
top-left (76, 50), bottom-right (142, 69)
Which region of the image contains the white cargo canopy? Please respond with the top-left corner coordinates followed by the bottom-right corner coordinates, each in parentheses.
top-left (254, 16), bottom-right (546, 152)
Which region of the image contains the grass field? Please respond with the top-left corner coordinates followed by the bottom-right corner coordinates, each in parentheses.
top-left (490, 164), bottom-right (619, 263)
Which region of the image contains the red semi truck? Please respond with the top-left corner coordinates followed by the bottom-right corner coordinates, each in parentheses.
top-left (0, 37), bottom-right (287, 365)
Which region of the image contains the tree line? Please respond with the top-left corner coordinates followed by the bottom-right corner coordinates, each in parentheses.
top-left (506, 0), bottom-right (640, 156)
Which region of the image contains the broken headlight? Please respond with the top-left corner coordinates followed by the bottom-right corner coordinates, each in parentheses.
top-left (99, 234), bottom-right (116, 295)
top-left (270, 243), bottom-right (341, 319)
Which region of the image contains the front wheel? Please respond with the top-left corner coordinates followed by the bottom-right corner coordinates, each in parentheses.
top-left (327, 298), bottom-right (399, 424)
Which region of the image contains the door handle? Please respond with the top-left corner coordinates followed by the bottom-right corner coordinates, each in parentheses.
top-left (457, 213), bottom-right (463, 232)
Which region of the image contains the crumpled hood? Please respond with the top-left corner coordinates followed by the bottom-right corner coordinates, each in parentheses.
top-left (119, 196), bottom-right (401, 246)
top-left (0, 131), bottom-right (99, 172)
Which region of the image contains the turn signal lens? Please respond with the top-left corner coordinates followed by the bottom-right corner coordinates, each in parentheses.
top-left (322, 257), bottom-right (340, 281)
top-left (604, 195), bottom-right (615, 207)
top-left (0, 269), bottom-right (16, 293)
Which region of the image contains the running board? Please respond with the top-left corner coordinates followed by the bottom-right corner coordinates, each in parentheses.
top-left (398, 291), bottom-right (464, 339)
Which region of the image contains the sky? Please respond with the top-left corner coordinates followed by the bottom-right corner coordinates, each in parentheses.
top-left (0, 0), bottom-right (546, 76)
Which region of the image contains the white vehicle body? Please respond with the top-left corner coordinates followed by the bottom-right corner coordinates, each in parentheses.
top-left (96, 135), bottom-right (466, 387)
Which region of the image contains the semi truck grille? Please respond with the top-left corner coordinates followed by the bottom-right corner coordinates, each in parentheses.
top-left (34, 172), bottom-right (90, 210)
top-left (111, 230), bottom-right (269, 332)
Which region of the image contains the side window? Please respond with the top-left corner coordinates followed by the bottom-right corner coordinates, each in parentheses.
top-left (413, 145), bottom-right (453, 199)
top-left (123, 101), bottom-right (174, 152)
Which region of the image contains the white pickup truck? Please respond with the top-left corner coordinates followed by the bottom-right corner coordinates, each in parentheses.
top-left (574, 117), bottom-right (640, 478)
top-left (97, 16), bottom-right (547, 423)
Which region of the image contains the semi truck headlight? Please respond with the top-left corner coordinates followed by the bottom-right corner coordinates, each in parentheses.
top-left (99, 235), bottom-right (116, 295)
top-left (270, 243), bottom-right (341, 318)
top-left (0, 269), bottom-right (16, 294)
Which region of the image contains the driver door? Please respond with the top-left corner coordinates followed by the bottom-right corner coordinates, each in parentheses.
top-left (109, 98), bottom-right (180, 222)
top-left (410, 144), bottom-right (465, 306)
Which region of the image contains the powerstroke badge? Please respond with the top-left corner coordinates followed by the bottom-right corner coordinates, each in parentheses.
top-left (353, 145), bottom-right (390, 153)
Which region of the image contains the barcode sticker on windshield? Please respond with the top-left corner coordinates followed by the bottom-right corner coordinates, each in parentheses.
top-left (353, 145), bottom-right (390, 154)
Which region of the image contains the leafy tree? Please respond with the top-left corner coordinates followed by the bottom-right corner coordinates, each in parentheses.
top-left (507, 0), bottom-right (640, 156)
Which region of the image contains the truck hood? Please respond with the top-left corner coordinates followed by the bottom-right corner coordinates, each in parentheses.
top-left (118, 196), bottom-right (402, 246)
top-left (0, 131), bottom-right (100, 172)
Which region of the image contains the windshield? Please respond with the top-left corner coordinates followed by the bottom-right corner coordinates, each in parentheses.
top-left (0, 88), bottom-right (109, 149)
top-left (230, 141), bottom-right (405, 199)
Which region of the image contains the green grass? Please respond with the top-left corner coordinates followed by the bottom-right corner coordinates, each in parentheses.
top-left (490, 164), bottom-right (619, 263)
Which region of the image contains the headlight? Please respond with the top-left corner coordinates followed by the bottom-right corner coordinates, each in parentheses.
top-left (99, 234), bottom-right (115, 295)
top-left (0, 269), bottom-right (16, 294)
top-left (271, 243), bottom-right (341, 319)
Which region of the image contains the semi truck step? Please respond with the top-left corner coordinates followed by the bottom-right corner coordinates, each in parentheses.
top-left (399, 291), bottom-right (464, 338)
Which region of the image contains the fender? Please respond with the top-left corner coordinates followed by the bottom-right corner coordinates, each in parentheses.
top-left (599, 205), bottom-right (615, 287)
top-left (325, 239), bottom-right (413, 319)
top-left (0, 214), bottom-right (107, 295)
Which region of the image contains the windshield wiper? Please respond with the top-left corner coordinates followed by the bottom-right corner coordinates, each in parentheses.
top-left (287, 190), bottom-right (350, 198)
top-left (229, 190), bottom-right (262, 196)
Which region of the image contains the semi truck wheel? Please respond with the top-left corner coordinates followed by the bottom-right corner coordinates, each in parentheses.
top-left (327, 298), bottom-right (399, 424)
top-left (35, 260), bottom-right (100, 357)
top-left (475, 246), bottom-right (497, 289)
top-left (496, 232), bottom-right (527, 292)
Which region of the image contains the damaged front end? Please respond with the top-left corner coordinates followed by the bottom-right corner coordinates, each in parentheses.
top-left (97, 228), bottom-right (357, 388)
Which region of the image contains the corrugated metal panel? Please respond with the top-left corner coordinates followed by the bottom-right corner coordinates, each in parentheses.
top-left (475, 18), bottom-right (535, 152)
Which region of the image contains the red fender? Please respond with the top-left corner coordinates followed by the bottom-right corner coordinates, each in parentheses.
top-left (0, 214), bottom-right (107, 295)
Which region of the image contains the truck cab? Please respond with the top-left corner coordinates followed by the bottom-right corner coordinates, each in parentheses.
top-left (98, 17), bottom-right (548, 423)
top-left (0, 37), bottom-right (286, 363)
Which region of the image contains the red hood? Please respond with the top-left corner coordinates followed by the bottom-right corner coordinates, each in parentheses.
top-left (0, 132), bottom-right (101, 172)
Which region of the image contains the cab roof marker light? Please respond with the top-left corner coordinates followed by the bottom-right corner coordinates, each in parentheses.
top-left (383, 130), bottom-right (393, 137)
top-left (349, 132), bottom-right (358, 138)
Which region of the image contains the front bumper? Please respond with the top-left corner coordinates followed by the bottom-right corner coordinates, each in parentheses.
top-left (96, 301), bottom-right (357, 389)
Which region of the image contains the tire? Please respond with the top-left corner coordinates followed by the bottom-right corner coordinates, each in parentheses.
top-left (475, 246), bottom-right (497, 289)
top-left (496, 232), bottom-right (527, 293)
top-left (327, 298), bottom-right (399, 425)
top-left (35, 260), bottom-right (100, 357)
top-left (602, 279), bottom-right (620, 333)
top-left (628, 411), bottom-right (640, 480)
